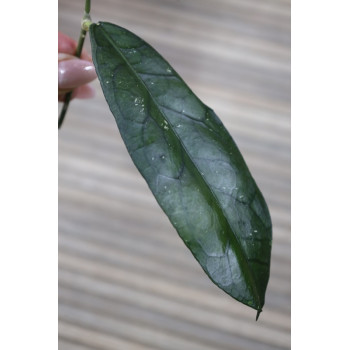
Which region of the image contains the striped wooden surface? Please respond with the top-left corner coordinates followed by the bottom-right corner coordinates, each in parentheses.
top-left (58, 0), bottom-right (290, 349)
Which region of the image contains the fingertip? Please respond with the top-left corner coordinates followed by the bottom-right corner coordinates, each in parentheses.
top-left (58, 84), bottom-right (95, 102)
top-left (58, 59), bottom-right (97, 90)
top-left (58, 32), bottom-right (77, 55)
top-left (74, 84), bottom-right (96, 99)
top-left (58, 31), bottom-right (92, 61)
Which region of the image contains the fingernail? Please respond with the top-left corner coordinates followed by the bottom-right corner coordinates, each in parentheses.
top-left (58, 59), bottom-right (97, 89)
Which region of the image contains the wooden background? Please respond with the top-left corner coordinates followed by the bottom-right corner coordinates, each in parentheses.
top-left (58, 0), bottom-right (290, 349)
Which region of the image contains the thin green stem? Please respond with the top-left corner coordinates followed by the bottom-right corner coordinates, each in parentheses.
top-left (58, 92), bottom-right (73, 128)
top-left (85, 0), bottom-right (91, 13)
top-left (75, 28), bottom-right (88, 57)
top-left (58, 0), bottom-right (91, 129)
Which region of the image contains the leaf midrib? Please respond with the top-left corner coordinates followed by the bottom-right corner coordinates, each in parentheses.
top-left (93, 22), bottom-right (262, 310)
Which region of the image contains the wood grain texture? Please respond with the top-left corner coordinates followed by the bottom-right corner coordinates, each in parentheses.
top-left (58, 0), bottom-right (290, 349)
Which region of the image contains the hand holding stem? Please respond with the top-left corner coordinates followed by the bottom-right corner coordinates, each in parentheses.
top-left (58, 0), bottom-right (93, 128)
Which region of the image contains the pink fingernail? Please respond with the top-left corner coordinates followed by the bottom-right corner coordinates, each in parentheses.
top-left (58, 59), bottom-right (97, 89)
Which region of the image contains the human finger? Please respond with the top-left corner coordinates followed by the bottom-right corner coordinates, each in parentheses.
top-left (58, 31), bottom-right (92, 61)
top-left (58, 56), bottom-right (96, 91)
top-left (58, 84), bottom-right (95, 102)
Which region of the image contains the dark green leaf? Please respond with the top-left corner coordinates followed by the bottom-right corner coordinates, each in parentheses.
top-left (89, 22), bottom-right (272, 318)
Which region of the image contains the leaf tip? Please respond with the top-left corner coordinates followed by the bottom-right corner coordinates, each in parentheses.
top-left (256, 308), bottom-right (262, 321)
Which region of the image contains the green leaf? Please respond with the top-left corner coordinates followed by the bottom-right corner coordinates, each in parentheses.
top-left (89, 22), bottom-right (272, 318)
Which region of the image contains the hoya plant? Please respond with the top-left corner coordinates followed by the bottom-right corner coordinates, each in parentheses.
top-left (58, 1), bottom-right (272, 320)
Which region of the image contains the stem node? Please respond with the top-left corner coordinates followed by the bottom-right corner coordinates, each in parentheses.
top-left (81, 13), bottom-right (92, 31)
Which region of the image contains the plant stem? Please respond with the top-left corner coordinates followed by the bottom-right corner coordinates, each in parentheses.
top-left (58, 0), bottom-right (92, 129)
top-left (58, 91), bottom-right (73, 128)
top-left (85, 0), bottom-right (91, 13)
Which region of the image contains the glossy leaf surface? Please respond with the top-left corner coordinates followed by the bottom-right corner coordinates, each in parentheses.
top-left (90, 22), bottom-right (272, 317)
